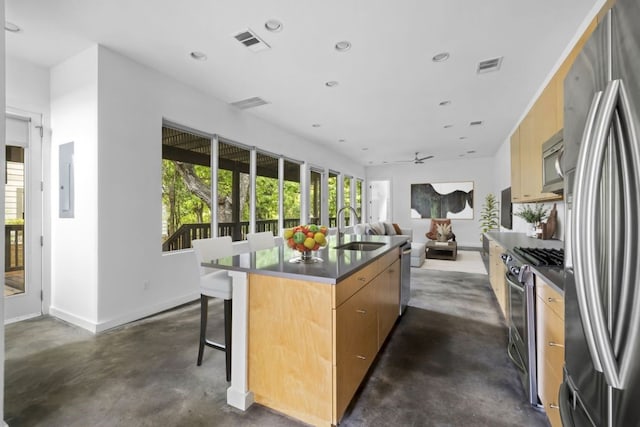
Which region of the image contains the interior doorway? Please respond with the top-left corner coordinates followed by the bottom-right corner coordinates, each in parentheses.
top-left (368, 179), bottom-right (391, 222)
top-left (4, 111), bottom-right (43, 322)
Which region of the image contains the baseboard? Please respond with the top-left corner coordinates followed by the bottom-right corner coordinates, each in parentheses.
top-left (4, 312), bottom-right (42, 325)
top-left (48, 306), bottom-right (98, 333)
top-left (227, 387), bottom-right (254, 411)
top-left (94, 292), bottom-right (200, 333)
top-left (49, 292), bottom-right (200, 334)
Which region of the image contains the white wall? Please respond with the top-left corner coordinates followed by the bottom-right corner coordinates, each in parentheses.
top-left (366, 156), bottom-right (495, 248)
top-left (43, 45), bottom-right (364, 331)
top-left (49, 46), bottom-right (100, 329)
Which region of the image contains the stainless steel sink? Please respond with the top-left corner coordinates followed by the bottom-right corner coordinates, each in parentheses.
top-left (334, 241), bottom-right (385, 251)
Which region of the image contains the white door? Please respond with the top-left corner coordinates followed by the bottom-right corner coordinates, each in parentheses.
top-left (368, 180), bottom-right (391, 222)
top-left (4, 111), bottom-right (43, 322)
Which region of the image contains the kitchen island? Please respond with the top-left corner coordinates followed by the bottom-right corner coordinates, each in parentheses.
top-left (203, 234), bottom-right (408, 426)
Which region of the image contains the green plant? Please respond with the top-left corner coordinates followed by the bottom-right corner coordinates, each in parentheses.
top-left (480, 193), bottom-right (499, 238)
top-left (514, 203), bottom-right (548, 224)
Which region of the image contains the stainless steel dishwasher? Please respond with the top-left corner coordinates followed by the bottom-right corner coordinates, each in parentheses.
top-left (399, 241), bottom-right (412, 314)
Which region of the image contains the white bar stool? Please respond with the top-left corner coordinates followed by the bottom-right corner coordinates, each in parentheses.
top-left (192, 236), bottom-right (233, 381)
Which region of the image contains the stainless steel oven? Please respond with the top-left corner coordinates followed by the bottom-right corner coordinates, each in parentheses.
top-left (503, 253), bottom-right (540, 409)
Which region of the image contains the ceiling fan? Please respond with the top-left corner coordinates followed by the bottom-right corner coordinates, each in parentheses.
top-left (395, 152), bottom-right (434, 164)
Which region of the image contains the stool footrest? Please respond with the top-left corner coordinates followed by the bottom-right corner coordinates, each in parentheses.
top-left (205, 339), bottom-right (225, 351)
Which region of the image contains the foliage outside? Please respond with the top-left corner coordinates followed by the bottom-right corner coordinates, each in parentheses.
top-left (514, 203), bottom-right (548, 224)
top-left (480, 193), bottom-right (499, 239)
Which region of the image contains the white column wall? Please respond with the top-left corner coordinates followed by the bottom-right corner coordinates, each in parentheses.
top-left (49, 46), bottom-right (100, 329)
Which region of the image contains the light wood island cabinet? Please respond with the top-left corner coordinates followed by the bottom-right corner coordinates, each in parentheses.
top-left (488, 239), bottom-right (508, 318)
top-left (248, 248), bottom-right (401, 426)
top-left (535, 277), bottom-right (565, 427)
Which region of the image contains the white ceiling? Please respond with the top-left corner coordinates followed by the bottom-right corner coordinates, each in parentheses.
top-left (5, 0), bottom-right (601, 166)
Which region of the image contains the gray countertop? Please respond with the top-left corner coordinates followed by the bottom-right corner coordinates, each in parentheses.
top-left (201, 234), bottom-right (409, 284)
top-left (485, 231), bottom-right (565, 294)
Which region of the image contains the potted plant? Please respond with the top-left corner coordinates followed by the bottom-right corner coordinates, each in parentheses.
top-left (514, 203), bottom-right (549, 237)
top-left (480, 193), bottom-right (499, 239)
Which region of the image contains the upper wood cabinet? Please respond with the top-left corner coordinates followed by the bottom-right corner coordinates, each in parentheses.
top-left (510, 14), bottom-right (600, 203)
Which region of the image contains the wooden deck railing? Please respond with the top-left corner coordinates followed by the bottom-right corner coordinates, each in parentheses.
top-left (5, 224), bottom-right (24, 272)
top-left (162, 217), bottom-right (333, 251)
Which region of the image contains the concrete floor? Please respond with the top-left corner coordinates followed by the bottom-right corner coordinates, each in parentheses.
top-left (5, 269), bottom-right (549, 427)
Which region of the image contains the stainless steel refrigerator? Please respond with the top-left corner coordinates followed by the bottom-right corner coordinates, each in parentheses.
top-left (561, 0), bottom-right (640, 425)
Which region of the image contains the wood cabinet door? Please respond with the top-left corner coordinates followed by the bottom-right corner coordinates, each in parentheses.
top-left (510, 127), bottom-right (522, 202)
top-left (335, 281), bottom-right (378, 420)
top-left (376, 259), bottom-right (400, 348)
top-left (519, 112), bottom-right (538, 200)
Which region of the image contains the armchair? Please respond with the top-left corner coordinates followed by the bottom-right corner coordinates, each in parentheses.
top-left (426, 218), bottom-right (456, 242)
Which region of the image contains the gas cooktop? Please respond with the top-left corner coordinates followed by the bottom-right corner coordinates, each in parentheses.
top-left (513, 247), bottom-right (564, 267)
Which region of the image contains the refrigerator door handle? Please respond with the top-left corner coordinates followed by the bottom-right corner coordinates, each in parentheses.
top-left (572, 89), bottom-right (605, 374)
top-left (580, 79), bottom-right (640, 390)
top-left (613, 79), bottom-right (640, 389)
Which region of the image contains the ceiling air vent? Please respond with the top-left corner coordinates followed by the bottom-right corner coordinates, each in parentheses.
top-left (233, 28), bottom-right (271, 52)
top-left (230, 97), bottom-right (270, 110)
top-left (477, 56), bottom-right (503, 74)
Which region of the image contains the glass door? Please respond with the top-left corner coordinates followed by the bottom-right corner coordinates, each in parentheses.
top-left (5, 112), bottom-right (43, 322)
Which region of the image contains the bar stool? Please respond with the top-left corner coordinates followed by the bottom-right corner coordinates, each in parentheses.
top-left (192, 236), bottom-right (233, 382)
top-left (247, 231), bottom-right (276, 251)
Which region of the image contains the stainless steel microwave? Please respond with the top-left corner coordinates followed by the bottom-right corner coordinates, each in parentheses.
top-left (542, 129), bottom-right (564, 194)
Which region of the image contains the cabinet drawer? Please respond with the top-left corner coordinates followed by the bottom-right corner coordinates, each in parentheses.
top-left (335, 282), bottom-right (378, 419)
top-left (335, 248), bottom-right (399, 308)
top-left (539, 367), bottom-right (563, 427)
top-left (537, 298), bottom-right (565, 381)
top-left (536, 280), bottom-right (564, 320)
top-left (335, 260), bottom-right (379, 308)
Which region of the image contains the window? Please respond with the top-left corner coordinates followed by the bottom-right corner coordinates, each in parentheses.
top-left (218, 139), bottom-right (251, 241)
top-left (309, 167), bottom-right (323, 225)
top-left (283, 159), bottom-right (301, 229)
top-left (255, 151), bottom-right (280, 235)
top-left (161, 126), bottom-right (212, 252)
top-left (355, 179), bottom-right (363, 222)
top-left (328, 171), bottom-right (338, 227)
top-left (343, 175), bottom-right (352, 226)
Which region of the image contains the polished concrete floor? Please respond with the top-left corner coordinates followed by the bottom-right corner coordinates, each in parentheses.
top-left (5, 269), bottom-right (549, 426)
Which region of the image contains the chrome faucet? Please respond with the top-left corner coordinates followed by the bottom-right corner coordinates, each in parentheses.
top-left (337, 206), bottom-right (361, 243)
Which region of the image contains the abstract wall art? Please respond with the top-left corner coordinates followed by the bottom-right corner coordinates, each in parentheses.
top-left (410, 181), bottom-right (474, 219)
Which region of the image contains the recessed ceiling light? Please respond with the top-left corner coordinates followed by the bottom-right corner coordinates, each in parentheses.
top-left (444, 124), bottom-right (454, 129)
top-left (312, 123), bottom-right (321, 128)
top-left (432, 52), bottom-right (450, 62)
top-left (439, 100), bottom-right (451, 106)
top-left (325, 81), bottom-right (339, 87)
top-left (335, 41), bottom-right (351, 52)
top-left (459, 136), bottom-right (467, 140)
top-left (467, 150), bottom-right (476, 154)
top-left (264, 19), bottom-right (283, 32)
top-left (189, 51), bottom-right (207, 61)
top-left (4, 21), bottom-right (20, 32)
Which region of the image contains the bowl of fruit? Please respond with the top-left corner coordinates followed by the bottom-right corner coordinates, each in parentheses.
top-left (283, 224), bottom-right (329, 263)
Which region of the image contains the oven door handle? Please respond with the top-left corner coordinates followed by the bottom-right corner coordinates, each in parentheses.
top-left (506, 274), bottom-right (525, 293)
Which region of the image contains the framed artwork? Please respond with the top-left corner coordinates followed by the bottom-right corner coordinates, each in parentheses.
top-left (410, 181), bottom-right (474, 219)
